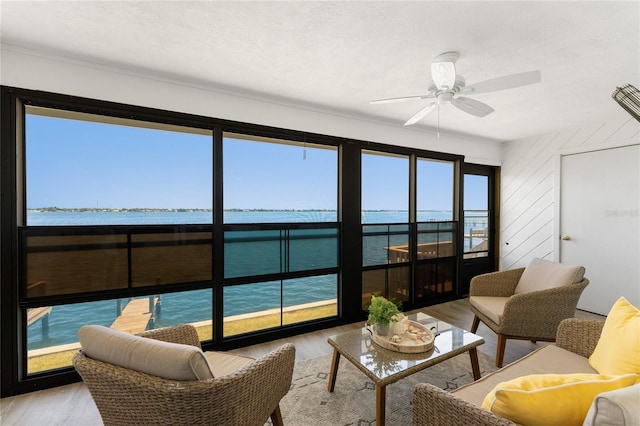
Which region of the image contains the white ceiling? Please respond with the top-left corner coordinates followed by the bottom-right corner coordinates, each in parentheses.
top-left (1, 1), bottom-right (639, 142)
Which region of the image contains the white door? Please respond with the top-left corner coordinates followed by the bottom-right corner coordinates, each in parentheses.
top-left (559, 144), bottom-right (639, 315)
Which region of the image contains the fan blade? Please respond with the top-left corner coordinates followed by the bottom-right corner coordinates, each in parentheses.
top-left (404, 102), bottom-right (437, 126)
top-left (451, 97), bottom-right (495, 117)
top-left (460, 70), bottom-right (541, 95)
top-left (370, 94), bottom-right (435, 104)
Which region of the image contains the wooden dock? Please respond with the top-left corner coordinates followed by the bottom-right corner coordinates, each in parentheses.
top-left (111, 297), bottom-right (159, 334)
top-left (27, 306), bottom-right (51, 327)
top-left (27, 306), bottom-right (52, 327)
top-left (27, 306), bottom-right (52, 338)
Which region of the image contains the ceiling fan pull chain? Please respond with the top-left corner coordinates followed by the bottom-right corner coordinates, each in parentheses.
top-left (437, 103), bottom-right (440, 139)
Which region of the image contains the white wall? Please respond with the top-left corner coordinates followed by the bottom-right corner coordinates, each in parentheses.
top-left (0, 46), bottom-right (502, 165)
top-left (500, 114), bottom-right (640, 270)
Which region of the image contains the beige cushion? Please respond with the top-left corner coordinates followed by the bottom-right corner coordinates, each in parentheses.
top-left (78, 325), bottom-right (214, 381)
top-left (514, 258), bottom-right (585, 295)
top-left (453, 344), bottom-right (597, 406)
top-left (205, 351), bottom-right (255, 377)
top-left (469, 296), bottom-right (508, 325)
top-left (583, 383), bottom-right (640, 426)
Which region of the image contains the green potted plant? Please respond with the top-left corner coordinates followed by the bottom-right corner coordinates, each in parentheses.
top-left (367, 295), bottom-right (402, 336)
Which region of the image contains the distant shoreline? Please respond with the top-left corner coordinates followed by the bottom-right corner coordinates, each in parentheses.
top-left (27, 208), bottom-right (450, 213)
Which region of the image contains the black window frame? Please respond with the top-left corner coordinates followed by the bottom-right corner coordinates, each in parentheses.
top-left (0, 85), bottom-right (467, 396)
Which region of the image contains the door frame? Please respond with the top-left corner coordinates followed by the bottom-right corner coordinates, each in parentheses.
top-left (458, 163), bottom-right (500, 295)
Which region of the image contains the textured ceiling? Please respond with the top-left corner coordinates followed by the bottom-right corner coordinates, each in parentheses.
top-left (1, 1), bottom-right (639, 141)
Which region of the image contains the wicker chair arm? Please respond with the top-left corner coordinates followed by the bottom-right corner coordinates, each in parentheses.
top-left (209, 342), bottom-right (296, 426)
top-left (137, 324), bottom-right (202, 348)
top-left (469, 268), bottom-right (524, 297)
top-left (555, 318), bottom-right (605, 358)
top-left (499, 280), bottom-right (589, 338)
top-left (413, 383), bottom-right (518, 426)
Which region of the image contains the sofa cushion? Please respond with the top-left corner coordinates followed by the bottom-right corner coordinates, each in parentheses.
top-left (589, 297), bottom-right (640, 379)
top-left (78, 325), bottom-right (214, 381)
top-left (453, 344), bottom-right (597, 406)
top-left (481, 373), bottom-right (637, 426)
top-left (583, 383), bottom-right (640, 426)
top-left (469, 296), bottom-right (508, 325)
top-left (514, 258), bottom-right (585, 295)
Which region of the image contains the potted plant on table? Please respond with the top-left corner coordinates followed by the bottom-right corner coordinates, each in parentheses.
top-left (367, 295), bottom-right (402, 336)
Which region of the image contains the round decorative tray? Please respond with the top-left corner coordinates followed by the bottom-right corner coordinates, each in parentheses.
top-left (369, 320), bottom-right (435, 353)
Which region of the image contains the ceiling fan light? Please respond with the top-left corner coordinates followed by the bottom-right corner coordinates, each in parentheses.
top-left (612, 84), bottom-right (640, 122)
top-left (431, 61), bottom-right (456, 90)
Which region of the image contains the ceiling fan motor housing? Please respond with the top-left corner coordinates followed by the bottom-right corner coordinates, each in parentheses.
top-left (428, 76), bottom-right (466, 97)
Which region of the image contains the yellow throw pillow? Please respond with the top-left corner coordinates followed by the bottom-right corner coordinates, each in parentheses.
top-left (481, 373), bottom-right (638, 426)
top-left (589, 297), bottom-right (640, 378)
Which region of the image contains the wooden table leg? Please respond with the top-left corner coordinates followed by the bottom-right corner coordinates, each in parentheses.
top-left (469, 348), bottom-right (481, 380)
top-left (327, 349), bottom-right (341, 392)
top-left (376, 384), bottom-right (386, 426)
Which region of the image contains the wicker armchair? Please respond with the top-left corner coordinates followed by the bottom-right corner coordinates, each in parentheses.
top-left (469, 266), bottom-right (588, 367)
top-left (413, 318), bottom-right (605, 426)
top-left (73, 324), bottom-right (295, 426)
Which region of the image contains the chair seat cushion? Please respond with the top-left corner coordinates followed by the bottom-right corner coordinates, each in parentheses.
top-left (205, 351), bottom-right (255, 377)
top-left (469, 296), bottom-right (508, 325)
top-left (78, 325), bottom-right (214, 381)
top-left (453, 344), bottom-right (598, 406)
top-left (515, 258), bottom-right (585, 295)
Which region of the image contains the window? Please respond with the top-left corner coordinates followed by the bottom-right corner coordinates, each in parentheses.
top-left (223, 274), bottom-right (338, 336)
top-left (463, 174), bottom-right (489, 258)
top-left (23, 219), bottom-right (213, 299)
top-left (222, 134), bottom-right (339, 332)
top-left (362, 224), bottom-right (410, 266)
top-left (23, 108), bottom-right (214, 297)
top-left (223, 134), bottom-right (337, 223)
top-left (224, 226), bottom-right (339, 279)
top-left (26, 288), bottom-right (212, 374)
top-left (417, 159), bottom-right (454, 221)
top-left (361, 151), bottom-right (410, 306)
top-left (416, 222), bottom-right (457, 260)
top-left (361, 151), bottom-right (409, 224)
top-left (21, 108), bottom-right (215, 376)
top-left (26, 107), bottom-right (213, 226)
top-left (3, 87), bottom-right (472, 397)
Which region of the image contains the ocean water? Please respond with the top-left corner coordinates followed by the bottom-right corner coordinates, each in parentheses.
top-left (26, 210), bottom-right (485, 350)
top-left (26, 209), bottom-right (452, 226)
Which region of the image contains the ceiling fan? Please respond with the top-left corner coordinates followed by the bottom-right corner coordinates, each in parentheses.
top-left (371, 52), bottom-right (542, 126)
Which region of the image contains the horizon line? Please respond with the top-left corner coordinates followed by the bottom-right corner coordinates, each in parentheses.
top-left (27, 207), bottom-right (454, 212)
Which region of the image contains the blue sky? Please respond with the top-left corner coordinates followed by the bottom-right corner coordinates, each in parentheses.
top-left (26, 114), bottom-right (484, 210)
top-left (223, 138), bottom-right (337, 210)
top-left (26, 115), bottom-right (213, 209)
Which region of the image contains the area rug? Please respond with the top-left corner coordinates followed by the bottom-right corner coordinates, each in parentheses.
top-left (268, 350), bottom-right (496, 426)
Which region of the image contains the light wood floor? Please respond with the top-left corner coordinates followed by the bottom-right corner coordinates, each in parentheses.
top-left (0, 298), bottom-right (604, 425)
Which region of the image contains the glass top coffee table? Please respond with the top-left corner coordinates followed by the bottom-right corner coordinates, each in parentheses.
top-left (327, 312), bottom-right (484, 426)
